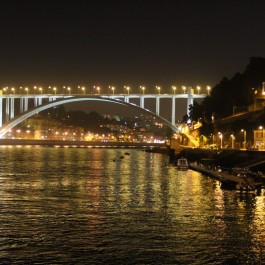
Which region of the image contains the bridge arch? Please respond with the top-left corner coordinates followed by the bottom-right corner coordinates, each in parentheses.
top-left (0, 96), bottom-right (180, 138)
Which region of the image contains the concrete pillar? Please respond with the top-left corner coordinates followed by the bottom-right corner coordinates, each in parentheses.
top-left (5, 98), bottom-right (10, 122)
top-left (156, 96), bottom-right (160, 116)
top-left (24, 97), bottom-right (28, 111)
top-left (34, 97), bottom-right (38, 107)
top-left (20, 97), bottom-right (24, 113)
top-left (10, 98), bottom-right (14, 119)
top-left (171, 96), bottom-right (175, 125)
top-left (140, 96), bottom-right (145, 108)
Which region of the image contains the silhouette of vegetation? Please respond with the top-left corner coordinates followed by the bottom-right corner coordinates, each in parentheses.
top-left (188, 57), bottom-right (265, 134)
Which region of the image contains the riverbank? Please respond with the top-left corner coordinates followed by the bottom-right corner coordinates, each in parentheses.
top-left (0, 139), bottom-right (164, 149)
top-left (174, 148), bottom-right (265, 173)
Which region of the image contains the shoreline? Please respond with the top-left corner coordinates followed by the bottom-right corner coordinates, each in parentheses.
top-left (0, 139), bottom-right (164, 149)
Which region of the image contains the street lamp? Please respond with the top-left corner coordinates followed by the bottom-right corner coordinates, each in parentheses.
top-left (53, 87), bottom-right (57, 95)
top-left (96, 86), bottom-right (100, 94)
top-left (82, 86), bottom-right (85, 94)
top-left (182, 86), bottom-right (186, 94)
top-left (126, 86), bottom-right (130, 95)
top-left (230, 134), bottom-right (235, 149)
top-left (197, 86), bottom-right (201, 94)
top-left (156, 86), bottom-right (161, 95)
top-left (111, 86), bottom-right (115, 95)
top-left (241, 129), bottom-right (246, 149)
top-left (39, 87), bottom-right (43, 95)
top-left (11, 87), bottom-right (15, 94)
top-left (207, 86), bottom-right (211, 95)
top-left (140, 86), bottom-right (145, 94)
top-left (25, 87), bottom-right (29, 94)
top-left (259, 126), bottom-right (264, 150)
top-left (67, 87), bottom-right (71, 95)
top-left (172, 86), bottom-right (176, 94)
top-left (218, 132), bottom-right (223, 149)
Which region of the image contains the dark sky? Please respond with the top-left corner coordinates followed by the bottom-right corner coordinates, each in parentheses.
top-left (0, 0), bottom-right (265, 119)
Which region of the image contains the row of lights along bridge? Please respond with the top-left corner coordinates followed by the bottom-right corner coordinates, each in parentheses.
top-left (1, 85), bottom-right (211, 96)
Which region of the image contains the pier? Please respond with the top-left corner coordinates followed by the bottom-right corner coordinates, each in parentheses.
top-left (189, 162), bottom-right (264, 191)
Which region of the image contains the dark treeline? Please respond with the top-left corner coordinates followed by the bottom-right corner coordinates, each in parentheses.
top-left (188, 57), bottom-right (265, 135)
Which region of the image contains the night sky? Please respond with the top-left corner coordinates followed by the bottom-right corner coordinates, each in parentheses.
top-left (1, 0), bottom-right (265, 118)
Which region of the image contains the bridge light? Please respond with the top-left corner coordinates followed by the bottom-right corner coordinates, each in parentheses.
top-left (140, 86), bottom-right (145, 94)
top-left (25, 87), bottom-right (29, 94)
top-left (126, 86), bottom-right (130, 95)
top-left (39, 87), bottom-right (43, 94)
top-left (207, 86), bottom-right (211, 95)
top-left (172, 86), bottom-right (176, 94)
top-left (111, 86), bottom-right (115, 95)
top-left (67, 87), bottom-right (71, 95)
top-left (53, 87), bottom-right (57, 95)
top-left (82, 86), bottom-right (85, 94)
top-left (97, 86), bottom-right (100, 94)
top-left (156, 86), bottom-right (161, 95)
top-left (197, 86), bottom-right (201, 94)
top-left (182, 86), bottom-right (186, 94)
top-left (11, 87), bottom-right (15, 95)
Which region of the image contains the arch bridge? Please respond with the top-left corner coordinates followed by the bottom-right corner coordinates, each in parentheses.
top-left (0, 90), bottom-right (206, 138)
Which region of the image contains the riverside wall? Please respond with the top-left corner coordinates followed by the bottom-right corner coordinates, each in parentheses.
top-left (0, 139), bottom-right (164, 149)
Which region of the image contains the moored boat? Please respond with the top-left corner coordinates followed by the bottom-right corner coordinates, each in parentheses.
top-left (176, 158), bottom-right (189, 170)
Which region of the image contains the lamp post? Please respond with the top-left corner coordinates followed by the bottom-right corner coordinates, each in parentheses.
top-left (140, 86), bottom-right (145, 95)
top-left (218, 132), bottom-right (223, 149)
top-left (207, 86), bottom-right (211, 96)
top-left (197, 86), bottom-right (201, 94)
top-left (230, 134), bottom-right (235, 149)
top-left (111, 86), bottom-right (115, 95)
top-left (97, 86), bottom-right (100, 94)
top-left (11, 87), bottom-right (15, 95)
top-left (172, 86), bottom-right (176, 94)
top-left (82, 86), bottom-right (85, 95)
top-left (67, 87), bottom-right (71, 95)
top-left (126, 86), bottom-right (130, 95)
top-left (25, 87), bottom-right (29, 95)
top-left (182, 86), bottom-right (186, 94)
top-left (156, 86), bottom-right (161, 95)
top-left (39, 87), bottom-right (43, 95)
top-left (259, 126), bottom-right (264, 150)
top-left (241, 129), bottom-right (246, 149)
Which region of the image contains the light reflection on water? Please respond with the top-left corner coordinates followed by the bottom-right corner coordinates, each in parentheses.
top-left (0, 146), bottom-right (265, 264)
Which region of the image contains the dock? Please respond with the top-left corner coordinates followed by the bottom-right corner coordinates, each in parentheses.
top-left (189, 163), bottom-right (264, 191)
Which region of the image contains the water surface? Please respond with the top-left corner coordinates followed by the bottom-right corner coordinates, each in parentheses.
top-left (0, 146), bottom-right (265, 264)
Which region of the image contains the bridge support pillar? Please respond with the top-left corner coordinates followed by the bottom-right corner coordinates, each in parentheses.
top-left (24, 97), bottom-right (28, 112)
top-left (34, 97), bottom-right (38, 107)
top-left (5, 98), bottom-right (9, 122)
top-left (10, 98), bottom-right (14, 120)
top-left (171, 96), bottom-right (175, 125)
top-left (124, 96), bottom-right (129, 103)
top-left (140, 97), bottom-right (145, 108)
top-left (20, 97), bottom-right (24, 113)
top-left (156, 96), bottom-right (160, 116)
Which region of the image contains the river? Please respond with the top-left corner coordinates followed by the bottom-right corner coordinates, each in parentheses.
top-left (0, 146), bottom-right (265, 264)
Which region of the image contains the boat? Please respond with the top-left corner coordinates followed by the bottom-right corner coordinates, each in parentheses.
top-left (176, 158), bottom-right (189, 170)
